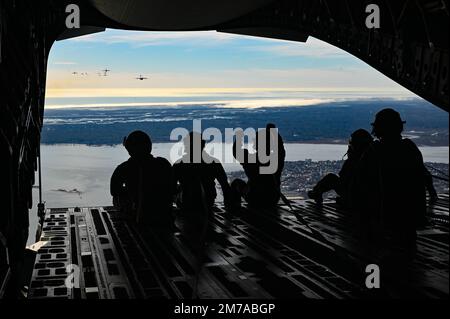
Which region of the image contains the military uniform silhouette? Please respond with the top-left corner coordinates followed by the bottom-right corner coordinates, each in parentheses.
top-left (308, 129), bottom-right (373, 206)
top-left (174, 132), bottom-right (232, 213)
top-left (232, 123), bottom-right (286, 209)
top-left (110, 130), bottom-right (174, 228)
top-left (353, 109), bottom-right (428, 259)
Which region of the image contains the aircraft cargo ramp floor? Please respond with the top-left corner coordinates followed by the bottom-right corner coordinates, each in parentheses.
top-left (27, 195), bottom-right (449, 299)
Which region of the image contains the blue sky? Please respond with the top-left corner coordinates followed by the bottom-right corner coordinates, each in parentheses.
top-left (46, 29), bottom-right (413, 100)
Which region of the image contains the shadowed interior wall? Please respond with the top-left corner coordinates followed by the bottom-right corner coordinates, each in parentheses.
top-left (0, 0), bottom-right (448, 297)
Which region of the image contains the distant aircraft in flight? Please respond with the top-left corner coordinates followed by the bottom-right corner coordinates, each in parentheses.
top-left (135, 74), bottom-right (148, 80)
top-left (101, 68), bottom-right (111, 76)
top-left (73, 71), bottom-right (89, 76)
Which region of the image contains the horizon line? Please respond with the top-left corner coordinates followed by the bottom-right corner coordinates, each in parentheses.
top-left (45, 87), bottom-right (413, 98)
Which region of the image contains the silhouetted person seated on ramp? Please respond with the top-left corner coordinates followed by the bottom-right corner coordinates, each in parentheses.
top-left (352, 108), bottom-right (429, 262)
top-left (231, 123), bottom-right (286, 210)
top-left (110, 130), bottom-right (174, 229)
top-left (174, 132), bottom-right (233, 214)
top-left (308, 129), bottom-right (373, 206)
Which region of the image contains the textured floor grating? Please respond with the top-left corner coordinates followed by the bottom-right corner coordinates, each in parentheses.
top-left (28, 195), bottom-right (449, 299)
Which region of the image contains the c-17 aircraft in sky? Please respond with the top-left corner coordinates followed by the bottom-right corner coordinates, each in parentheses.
top-left (101, 68), bottom-right (111, 76)
top-left (135, 74), bottom-right (148, 80)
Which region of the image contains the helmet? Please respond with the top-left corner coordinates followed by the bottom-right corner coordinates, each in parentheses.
top-left (349, 129), bottom-right (373, 152)
top-left (371, 108), bottom-right (406, 138)
top-left (123, 130), bottom-right (152, 156)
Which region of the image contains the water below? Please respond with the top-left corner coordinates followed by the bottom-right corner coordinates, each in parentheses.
top-left (27, 143), bottom-right (448, 244)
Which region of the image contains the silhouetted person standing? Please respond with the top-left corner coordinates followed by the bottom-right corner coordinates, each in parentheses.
top-left (232, 123), bottom-right (286, 209)
top-left (353, 109), bottom-right (427, 260)
top-left (110, 130), bottom-right (174, 228)
top-left (308, 129), bottom-right (373, 206)
top-left (174, 132), bottom-right (233, 213)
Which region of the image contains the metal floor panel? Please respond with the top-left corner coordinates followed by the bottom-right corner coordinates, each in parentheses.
top-left (28, 195), bottom-right (449, 299)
